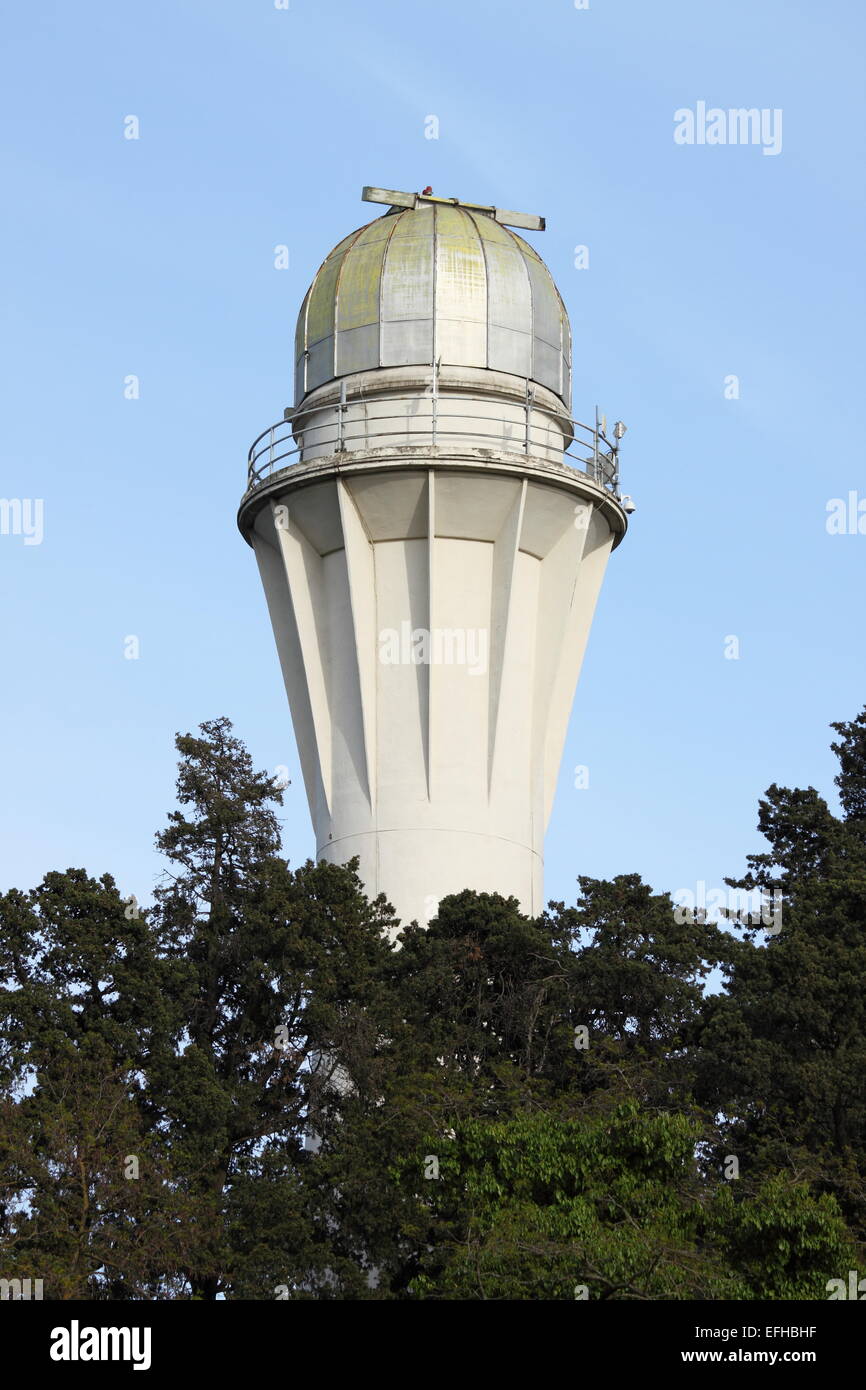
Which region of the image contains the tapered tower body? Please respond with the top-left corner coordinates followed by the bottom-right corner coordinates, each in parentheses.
top-left (239, 188), bottom-right (628, 932)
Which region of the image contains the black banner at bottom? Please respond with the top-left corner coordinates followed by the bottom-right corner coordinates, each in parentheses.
top-left (2, 1297), bottom-right (860, 1377)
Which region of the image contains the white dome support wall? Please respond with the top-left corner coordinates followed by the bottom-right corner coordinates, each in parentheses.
top-left (242, 370), bottom-right (626, 933)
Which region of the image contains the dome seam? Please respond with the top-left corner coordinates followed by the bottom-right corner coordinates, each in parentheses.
top-left (517, 237), bottom-right (535, 391)
top-left (431, 201), bottom-right (439, 369)
top-left (470, 210), bottom-right (492, 373)
top-left (378, 209), bottom-right (408, 370)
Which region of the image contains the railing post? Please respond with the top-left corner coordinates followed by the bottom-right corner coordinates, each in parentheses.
top-left (593, 406), bottom-right (600, 483)
top-left (337, 380), bottom-right (347, 452)
top-left (431, 356), bottom-right (439, 448)
top-left (524, 382), bottom-right (534, 454)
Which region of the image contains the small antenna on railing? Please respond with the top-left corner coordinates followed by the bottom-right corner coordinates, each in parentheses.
top-left (612, 421), bottom-right (628, 504)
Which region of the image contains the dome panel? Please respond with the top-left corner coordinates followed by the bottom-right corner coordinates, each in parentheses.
top-left (305, 251), bottom-right (341, 347)
top-left (484, 242), bottom-right (531, 332)
top-left (381, 210), bottom-right (434, 321)
top-left (336, 323), bottom-right (379, 378)
top-left (334, 224), bottom-right (388, 379)
top-left (380, 317), bottom-right (434, 367)
top-left (511, 229), bottom-right (544, 262)
top-left (524, 256), bottom-right (564, 397)
top-left (380, 207), bottom-right (434, 367)
top-left (533, 339), bottom-right (563, 398)
top-left (469, 210), bottom-right (516, 246)
top-left (336, 237), bottom-right (384, 333)
top-left (434, 208), bottom-right (487, 369)
top-left (487, 324), bottom-right (532, 378)
top-left (294, 286), bottom-right (311, 405)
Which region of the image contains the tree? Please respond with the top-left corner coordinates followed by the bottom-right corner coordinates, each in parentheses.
top-left (148, 717), bottom-right (396, 1298)
top-left (696, 708), bottom-right (866, 1251)
top-left (311, 876), bottom-right (850, 1299)
top-left (0, 719), bottom-right (397, 1300)
top-left (3, 712), bottom-right (864, 1299)
top-left (397, 1106), bottom-right (853, 1300)
top-left (0, 869), bottom-right (187, 1298)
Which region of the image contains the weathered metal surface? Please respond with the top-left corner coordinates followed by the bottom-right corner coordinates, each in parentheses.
top-left (362, 185), bottom-right (545, 231)
top-left (296, 202), bottom-right (570, 405)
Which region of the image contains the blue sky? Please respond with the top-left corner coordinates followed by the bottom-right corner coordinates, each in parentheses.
top-left (1, 0), bottom-right (863, 918)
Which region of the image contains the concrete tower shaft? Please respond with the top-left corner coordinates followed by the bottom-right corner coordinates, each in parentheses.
top-left (239, 191), bottom-right (628, 932)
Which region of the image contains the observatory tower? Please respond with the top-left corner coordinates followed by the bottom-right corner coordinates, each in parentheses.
top-left (239, 187), bottom-right (628, 932)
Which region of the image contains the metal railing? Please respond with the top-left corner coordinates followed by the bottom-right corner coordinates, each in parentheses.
top-left (246, 391), bottom-right (622, 495)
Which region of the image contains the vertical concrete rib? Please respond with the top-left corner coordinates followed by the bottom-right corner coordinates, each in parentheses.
top-left (337, 479), bottom-right (377, 813)
top-left (541, 509), bottom-right (613, 827)
top-left (425, 468), bottom-right (435, 802)
top-left (254, 529), bottom-right (331, 826)
top-left (269, 500), bottom-right (333, 818)
top-left (487, 478), bottom-right (527, 796)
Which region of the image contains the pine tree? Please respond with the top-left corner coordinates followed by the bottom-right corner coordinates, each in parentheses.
top-left (696, 708), bottom-right (866, 1250)
top-left (0, 869), bottom-right (187, 1297)
top-left (0, 718), bottom-right (397, 1300)
top-left (148, 717), bottom-right (396, 1298)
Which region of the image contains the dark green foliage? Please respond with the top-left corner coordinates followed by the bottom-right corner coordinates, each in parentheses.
top-left (695, 710), bottom-right (866, 1246)
top-left (1, 710), bottom-right (864, 1299)
top-left (0, 870), bottom-right (188, 1297)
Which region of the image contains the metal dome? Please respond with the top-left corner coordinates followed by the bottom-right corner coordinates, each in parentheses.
top-left (293, 200), bottom-right (572, 407)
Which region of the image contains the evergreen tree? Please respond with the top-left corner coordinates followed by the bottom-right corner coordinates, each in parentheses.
top-left (0, 869), bottom-right (187, 1297)
top-left (310, 876), bottom-right (852, 1298)
top-left (148, 717), bottom-right (396, 1298)
top-left (0, 719), bottom-right (396, 1299)
top-left (696, 708), bottom-right (866, 1253)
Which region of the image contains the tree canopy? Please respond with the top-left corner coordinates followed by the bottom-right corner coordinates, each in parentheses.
top-left (1, 711), bottom-right (864, 1299)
